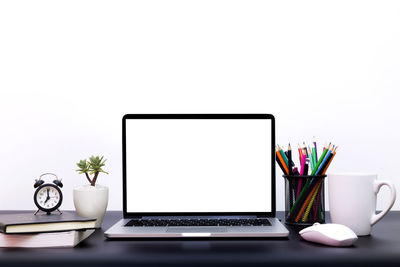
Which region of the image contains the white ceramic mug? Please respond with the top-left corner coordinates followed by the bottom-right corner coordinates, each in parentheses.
top-left (328, 173), bottom-right (396, 236)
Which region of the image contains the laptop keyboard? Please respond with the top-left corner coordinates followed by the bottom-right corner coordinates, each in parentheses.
top-left (125, 218), bottom-right (271, 227)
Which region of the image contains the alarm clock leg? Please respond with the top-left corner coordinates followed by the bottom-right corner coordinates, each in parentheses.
top-left (34, 209), bottom-right (40, 215)
top-left (57, 209), bottom-right (63, 215)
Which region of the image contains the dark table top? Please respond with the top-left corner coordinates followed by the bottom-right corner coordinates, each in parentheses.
top-left (1, 211), bottom-right (400, 266)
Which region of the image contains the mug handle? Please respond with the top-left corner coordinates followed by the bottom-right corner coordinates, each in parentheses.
top-left (370, 180), bottom-right (396, 226)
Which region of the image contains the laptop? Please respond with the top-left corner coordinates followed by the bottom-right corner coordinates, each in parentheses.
top-left (105, 114), bottom-right (289, 238)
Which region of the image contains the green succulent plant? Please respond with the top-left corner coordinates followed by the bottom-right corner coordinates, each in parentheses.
top-left (76, 156), bottom-right (108, 186)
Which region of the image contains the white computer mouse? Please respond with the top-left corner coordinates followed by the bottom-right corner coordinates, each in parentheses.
top-left (299, 223), bottom-right (358, 247)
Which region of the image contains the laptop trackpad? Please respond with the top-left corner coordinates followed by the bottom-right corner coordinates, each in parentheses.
top-left (166, 227), bottom-right (227, 233)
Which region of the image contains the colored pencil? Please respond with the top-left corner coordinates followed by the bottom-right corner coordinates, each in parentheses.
top-left (276, 154), bottom-right (286, 174)
top-left (308, 146), bottom-right (314, 171)
top-left (302, 180), bottom-right (323, 222)
top-left (296, 177), bottom-right (302, 198)
top-left (302, 142), bottom-right (308, 157)
top-left (278, 146), bottom-right (289, 168)
top-left (290, 162), bottom-right (325, 220)
top-left (313, 187), bottom-right (322, 221)
top-left (313, 136), bottom-right (318, 161)
top-left (317, 153), bottom-right (333, 175)
top-left (311, 143), bottom-right (330, 175)
top-left (300, 154), bottom-right (306, 175)
top-left (303, 158), bottom-right (309, 175)
top-left (286, 144), bottom-right (295, 205)
top-left (321, 147), bottom-right (337, 175)
top-left (297, 144), bottom-right (303, 164)
top-left (288, 175), bottom-right (320, 220)
top-left (316, 144), bottom-right (333, 175)
top-left (312, 146), bottom-right (317, 167)
top-left (287, 144), bottom-right (293, 175)
top-left (285, 151), bottom-right (295, 167)
top-left (295, 179), bottom-right (321, 222)
top-left (276, 147), bottom-right (289, 175)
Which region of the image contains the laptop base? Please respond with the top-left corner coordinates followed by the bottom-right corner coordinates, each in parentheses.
top-left (105, 217), bottom-right (289, 238)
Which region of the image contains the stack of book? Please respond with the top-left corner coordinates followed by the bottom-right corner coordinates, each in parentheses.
top-left (0, 212), bottom-right (96, 248)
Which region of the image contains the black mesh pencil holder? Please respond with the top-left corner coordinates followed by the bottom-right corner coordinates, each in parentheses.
top-left (283, 175), bottom-right (326, 225)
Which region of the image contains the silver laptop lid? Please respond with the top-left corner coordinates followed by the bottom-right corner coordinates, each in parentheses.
top-left (122, 114), bottom-right (276, 218)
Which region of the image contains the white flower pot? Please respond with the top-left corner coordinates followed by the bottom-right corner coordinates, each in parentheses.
top-left (73, 184), bottom-right (109, 228)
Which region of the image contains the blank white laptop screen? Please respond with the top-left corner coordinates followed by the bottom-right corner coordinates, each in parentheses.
top-left (125, 119), bottom-right (272, 213)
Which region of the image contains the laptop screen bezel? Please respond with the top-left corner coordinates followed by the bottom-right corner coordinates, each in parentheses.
top-left (122, 114), bottom-right (276, 218)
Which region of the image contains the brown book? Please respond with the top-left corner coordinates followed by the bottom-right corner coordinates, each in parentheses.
top-left (0, 212), bottom-right (96, 234)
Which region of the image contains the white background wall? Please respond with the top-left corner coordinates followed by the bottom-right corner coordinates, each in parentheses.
top-left (1, 0), bottom-right (399, 212)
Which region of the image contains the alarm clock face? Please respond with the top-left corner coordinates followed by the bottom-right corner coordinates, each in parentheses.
top-left (34, 184), bottom-right (63, 213)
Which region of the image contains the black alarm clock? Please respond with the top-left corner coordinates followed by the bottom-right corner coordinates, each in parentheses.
top-left (33, 173), bottom-right (63, 215)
